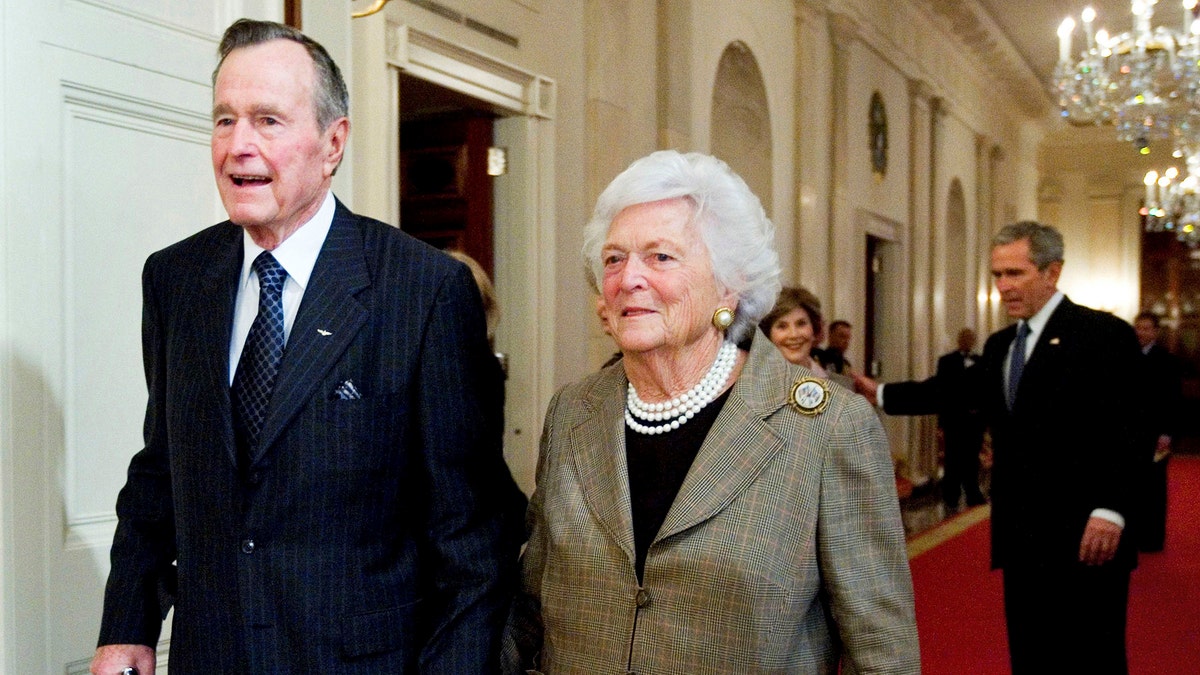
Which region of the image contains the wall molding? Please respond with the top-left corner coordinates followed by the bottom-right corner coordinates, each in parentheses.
top-left (386, 22), bottom-right (554, 119)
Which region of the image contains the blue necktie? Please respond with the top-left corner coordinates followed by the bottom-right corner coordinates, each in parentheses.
top-left (232, 252), bottom-right (288, 456)
top-left (1007, 321), bottom-right (1029, 410)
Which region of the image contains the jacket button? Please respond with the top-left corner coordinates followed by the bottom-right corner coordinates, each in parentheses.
top-left (241, 538), bottom-right (255, 554)
top-left (635, 589), bottom-right (651, 607)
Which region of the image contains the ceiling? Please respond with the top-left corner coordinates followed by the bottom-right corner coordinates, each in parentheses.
top-left (973, 0), bottom-right (1199, 178)
top-left (977, 0), bottom-right (1188, 104)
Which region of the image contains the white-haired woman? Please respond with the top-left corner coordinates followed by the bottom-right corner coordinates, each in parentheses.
top-left (505, 150), bottom-right (918, 673)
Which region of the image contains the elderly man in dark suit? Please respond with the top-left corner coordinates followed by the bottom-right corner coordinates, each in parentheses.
top-left (90, 19), bottom-right (520, 674)
top-left (935, 327), bottom-right (987, 512)
top-left (856, 221), bottom-right (1146, 674)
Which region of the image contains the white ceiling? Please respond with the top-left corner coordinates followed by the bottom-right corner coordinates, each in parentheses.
top-left (973, 1), bottom-right (1196, 178)
top-left (978, 0), bottom-right (1191, 101)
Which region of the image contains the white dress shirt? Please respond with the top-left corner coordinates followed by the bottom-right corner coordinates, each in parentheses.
top-left (228, 191), bottom-right (336, 385)
top-left (1002, 291), bottom-right (1063, 401)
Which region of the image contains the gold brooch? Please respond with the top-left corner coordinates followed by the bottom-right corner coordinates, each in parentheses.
top-left (789, 377), bottom-right (830, 416)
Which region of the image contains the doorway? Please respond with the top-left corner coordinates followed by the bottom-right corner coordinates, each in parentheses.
top-left (390, 57), bottom-right (553, 495)
top-left (865, 235), bottom-right (882, 378)
top-left (399, 72), bottom-right (498, 276)
top-left (1140, 228), bottom-right (1200, 448)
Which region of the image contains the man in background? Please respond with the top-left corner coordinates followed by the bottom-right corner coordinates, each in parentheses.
top-left (856, 221), bottom-right (1146, 673)
top-left (935, 327), bottom-right (987, 512)
top-left (1133, 310), bottom-right (1183, 552)
top-left (91, 19), bottom-right (520, 674)
top-left (815, 319), bottom-right (853, 374)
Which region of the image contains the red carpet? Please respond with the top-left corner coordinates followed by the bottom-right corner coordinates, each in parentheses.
top-left (909, 454), bottom-right (1200, 674)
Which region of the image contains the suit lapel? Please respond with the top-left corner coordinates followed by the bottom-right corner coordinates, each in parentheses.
top-left (985, 323), bottom-right (1017, 416)
top-left (568, 368), bottom-right (638, 563)
top-left (1014, 297), bottom-right (1074, 404)
top-left (658, 335), bottom-right (789, 541)
top-left (195, 225), bottom-right (243, 467)
top-left (253, 204), bottom-right (370, 463)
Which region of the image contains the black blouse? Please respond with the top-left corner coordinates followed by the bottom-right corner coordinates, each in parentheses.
top-left (625, 388), bottom-right (732, 583)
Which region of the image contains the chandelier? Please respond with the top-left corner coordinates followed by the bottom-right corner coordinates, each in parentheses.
top-left (1144, 159), bottom-right (1200, 243)
top-left (1055, 1), bottom-right (1200, 244)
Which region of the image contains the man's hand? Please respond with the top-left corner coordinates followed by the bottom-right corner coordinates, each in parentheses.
top-left (90, 644), bottom-right (155, 675)
top-left (1078, 517), bottom-right (1123, 566)
top-left (853, 373), bottom-right (880, 406)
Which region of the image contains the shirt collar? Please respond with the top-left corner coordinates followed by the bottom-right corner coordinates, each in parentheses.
top-left (239, 191), bottom-right (336, 290)
top-left (1023, 290), bottom-right (1064, 336)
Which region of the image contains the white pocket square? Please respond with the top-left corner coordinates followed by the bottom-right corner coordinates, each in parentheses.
top-left (333, 380), bottom-right (361, 400)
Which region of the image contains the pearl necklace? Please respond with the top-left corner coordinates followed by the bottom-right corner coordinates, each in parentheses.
top-left (625, 341), bottom-right (738, 435)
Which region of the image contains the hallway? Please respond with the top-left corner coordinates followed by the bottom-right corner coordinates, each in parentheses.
top-left (905, 452), bottom-right (1200, 673)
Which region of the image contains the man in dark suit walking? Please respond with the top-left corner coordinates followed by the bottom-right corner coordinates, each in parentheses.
top-left (91, 19), bottom-right (521, 674)
top-left (856, 222), bottom-right (1146, 673)
top-left (1133, 311), bottom-right (1183, 552)
top-left (935, 327), bottom-right (986, 512)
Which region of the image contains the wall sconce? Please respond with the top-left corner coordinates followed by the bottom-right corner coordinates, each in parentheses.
top-left (487, 147), bottom-right (508, 177)
top-left (352, 0), bottom-right (392, 19)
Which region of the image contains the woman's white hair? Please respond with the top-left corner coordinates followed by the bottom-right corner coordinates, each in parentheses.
top-left (582, 150), bottom-right (781, 343)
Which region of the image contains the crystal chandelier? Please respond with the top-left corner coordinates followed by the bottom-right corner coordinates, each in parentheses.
top-left (1144, 158), bottom-right (1200, 243)
top-left (1055, 1), bottom-right (1200, 244)
top-left (1055, 1), bottom-right (1200, 154)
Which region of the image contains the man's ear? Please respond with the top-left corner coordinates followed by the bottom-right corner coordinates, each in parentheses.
top-left (323, 117), bottom-right (350, 176)
top-left (1044, 259), bottom-right (1064, 285)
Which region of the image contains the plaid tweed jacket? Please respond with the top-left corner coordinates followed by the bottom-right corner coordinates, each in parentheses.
top-left (507, 334), bottom-right (919, 674)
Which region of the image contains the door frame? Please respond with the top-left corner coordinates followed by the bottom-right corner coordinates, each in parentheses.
top-left (380, 22), bottom-right (557, 494)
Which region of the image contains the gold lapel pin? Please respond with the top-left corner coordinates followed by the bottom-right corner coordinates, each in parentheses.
top-left (1049, 337), bottom-right (1060, 345)
top-left (317, 329), bottom-right (332, 336)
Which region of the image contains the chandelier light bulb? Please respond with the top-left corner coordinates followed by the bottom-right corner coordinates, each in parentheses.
top-left (1059, 18), bottom-right (1076, 62)
top-left (1146, 171), bottom-right (1160, 185)
top-left (1083, 7), bottom-right (1097, 24)
top-left (1166, 166), bottom-right (1180, 179)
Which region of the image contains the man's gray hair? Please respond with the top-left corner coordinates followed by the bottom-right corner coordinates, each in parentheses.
top-left (213, 18), bottom-right (349, 130)
top-left (582, 150), bottom-right (781, 343)
top-left (992, 221), bottom-right (1064, 270)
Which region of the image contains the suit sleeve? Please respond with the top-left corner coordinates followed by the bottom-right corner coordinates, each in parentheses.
top-left (817, 394), bottom-right (920, 673)
top-left (97, 254), bottom-right (178, 648)
top-left (881, 375), bottom-right (946, 417)
top-left (414, 263), bottom-right (522, 673)
top-left (501, 389), bottom-right (563, 673)
top-left (883, 354), bottom-right (985, 420)
top-left (1085, 317), bottom-right (1150, 520)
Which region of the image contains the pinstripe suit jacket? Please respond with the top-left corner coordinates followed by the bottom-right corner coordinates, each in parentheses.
top-left (98, 201), bottom-right (520, 672)
top-left (507, 334), bottom-right (919, 674)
